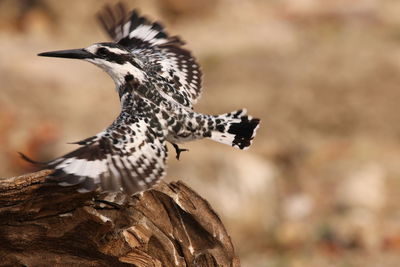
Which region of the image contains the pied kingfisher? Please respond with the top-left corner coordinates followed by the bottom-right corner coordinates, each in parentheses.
top-left (24, 3), bottom-right (260, 195)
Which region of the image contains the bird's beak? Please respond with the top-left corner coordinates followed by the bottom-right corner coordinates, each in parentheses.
top-left (38, 49), bottom-right (93, 59)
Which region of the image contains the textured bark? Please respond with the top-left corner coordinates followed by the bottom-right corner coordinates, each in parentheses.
top-left (0, 170), bottom-right (239, 267)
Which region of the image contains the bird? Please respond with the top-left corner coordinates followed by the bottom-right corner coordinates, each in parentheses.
top-left (25, 3), bottom-right (260, 195)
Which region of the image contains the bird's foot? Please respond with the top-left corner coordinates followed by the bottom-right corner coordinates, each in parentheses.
top-left (172, 143), bottom-right (189, 160)
top-left (94, 199), bottom-right (122, 209)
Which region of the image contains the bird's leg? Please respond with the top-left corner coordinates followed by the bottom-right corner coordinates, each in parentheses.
top-left (171, 142), bottom-right (189, 160)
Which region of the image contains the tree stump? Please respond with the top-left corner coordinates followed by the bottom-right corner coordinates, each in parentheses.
top-left (0, 170), bottom-right (240, 267)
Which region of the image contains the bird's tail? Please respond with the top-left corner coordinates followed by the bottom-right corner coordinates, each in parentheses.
top-left (209, 109), bottom-right (260, 149)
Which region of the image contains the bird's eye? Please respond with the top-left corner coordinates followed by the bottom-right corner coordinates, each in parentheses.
top-left (97, 47), bottom-right (108, 57)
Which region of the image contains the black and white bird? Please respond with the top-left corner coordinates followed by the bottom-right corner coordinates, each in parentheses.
top-left (27, 3), bottom-right (260, 195)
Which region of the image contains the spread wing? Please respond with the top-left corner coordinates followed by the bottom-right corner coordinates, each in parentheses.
top-left (44, 110), bottom-right (167, 195)
top-left (97, 3), bottom-right (202, 108)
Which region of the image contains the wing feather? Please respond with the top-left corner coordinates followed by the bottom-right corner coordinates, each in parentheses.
top-left (97, 4), bottom-right (203, 107)
top-left (45, 114), bottom-right (167, 195)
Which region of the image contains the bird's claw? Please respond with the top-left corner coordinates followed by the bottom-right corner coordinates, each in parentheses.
top-left (172, 143), bottom-right (188, 160)
top-left (94, 199), bottom-right (122, 209)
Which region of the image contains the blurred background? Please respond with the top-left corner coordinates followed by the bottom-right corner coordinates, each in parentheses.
top-left (1, 0), bottom-right (400, 266)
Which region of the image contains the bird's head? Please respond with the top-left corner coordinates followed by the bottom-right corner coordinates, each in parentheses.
top-left (38, 42), bottom-right (145, 87)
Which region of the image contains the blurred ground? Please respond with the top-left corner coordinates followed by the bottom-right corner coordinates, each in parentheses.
top-left (1, 0), bottom-right (400, 266)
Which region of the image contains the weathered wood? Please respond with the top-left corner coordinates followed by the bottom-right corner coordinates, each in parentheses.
top-left (0, 170), bottom-right (239, 267)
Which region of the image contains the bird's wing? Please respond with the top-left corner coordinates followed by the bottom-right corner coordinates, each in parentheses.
top-left (97, 3), bottom-right (202, 108)
top-left (44, 107), bottom-right (167, 195)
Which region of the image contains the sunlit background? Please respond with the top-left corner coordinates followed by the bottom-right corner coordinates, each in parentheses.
top-left (2, 0), bottom-right (400, 266)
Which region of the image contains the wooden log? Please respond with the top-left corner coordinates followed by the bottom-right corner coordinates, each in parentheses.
top-left (0, 170), bottom-right (240, 267)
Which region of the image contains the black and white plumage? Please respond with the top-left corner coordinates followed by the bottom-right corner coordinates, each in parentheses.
top-left (29, 3), bottom-right (260, 195)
